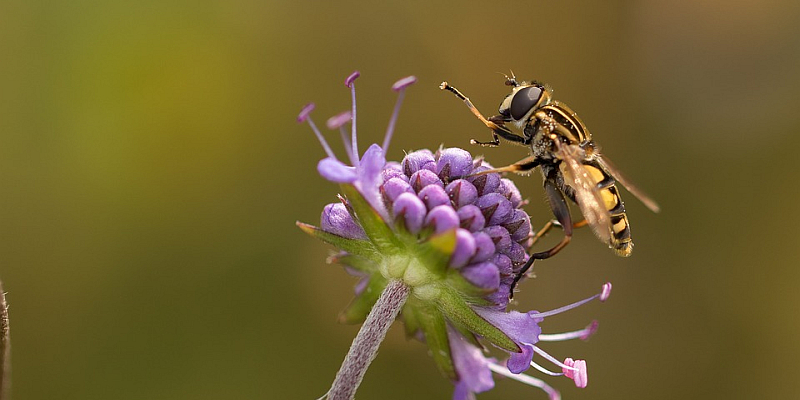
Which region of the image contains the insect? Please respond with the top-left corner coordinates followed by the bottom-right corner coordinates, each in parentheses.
top-left (440, 75), bottom-right (660, 294)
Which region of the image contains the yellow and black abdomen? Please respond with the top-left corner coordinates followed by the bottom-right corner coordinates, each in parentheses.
top-left (580, 161), bottom-right (633, 257)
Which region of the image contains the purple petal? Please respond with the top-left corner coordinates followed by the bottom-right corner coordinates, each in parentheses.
top-left (451, 228), bottom-right (476, 268)
top-left (393, 192), bottom-right (427, 234)
top-left (457, 205), bottom-right (486, 232)
top-left (471, 231), bottom-right (495, 263)
top-left (446, 179), bottom-right (478, 208)
top-left (357, 144), bottom-right (386, 188)
top-left (403, 149), bottom-right (436, 176)
top-left (461, 262), bottom-right (500, 290)
top-left (436, 148), bottom-right (474, 180)
top-left (354, 276), bottom-right (370, 296)
top-left (447, 328), bottom-right (494, 398)
top-left (318, 157), bottom-right (357, 183)
top-left (410, 169), bottom-right (444, 192)
top-left (507, 344), bottom-right (534, 374)
top-left (418, 185), bottom-right (450, 210)
top-left (321, 202), bottom-right (366, 239)
top-left (474, 308), bottom-right (543, 347)
top-left (425, 205), bottom-right (460, 234)
top-left (355, 144), bottom-right (388, 215)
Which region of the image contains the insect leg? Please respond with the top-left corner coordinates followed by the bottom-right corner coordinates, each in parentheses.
top-left (529, 218), bottom-right (588, 247)
top-left (439, 82), bottom-right (527, 146)
top-left (510, 180), bottom-right (573, 296)
top-left (469, 156), bottom-right (540, 176)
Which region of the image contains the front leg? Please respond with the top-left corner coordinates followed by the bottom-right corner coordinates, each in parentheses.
top-left (469, 155), bottom-right (540, 176)
top-left (440, 82), bottom-right (527, 146)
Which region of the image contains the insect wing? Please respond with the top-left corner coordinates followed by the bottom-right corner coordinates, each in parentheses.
top-left (554, 140), bottom-right (614, 245)
top-left (595, 155), bottom-right (661, 213)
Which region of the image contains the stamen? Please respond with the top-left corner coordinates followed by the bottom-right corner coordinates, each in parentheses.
top-left (392, 76), bottom-right (417, 91)
top-left (529, 360), bottom-right (564, 377)
top-left (531, 282), bottom-right (613, 318)
top-left (539, 320), bottom-right (599, 342)
top-left (297, 102), bottom-right (315, 123)
top-left (298, 103), bottom-right (336, 160)
top-left (344, 71), bottom-right (360, 166)
top-left (344, 71), bottom-right (360, 88)
top-left (600, 282), bottom-right (612, 302)
top-left (382, 76), bottom-right (417, 154)
top-left (327, 111), bottom-right (358, 165)
top-left (326, 111), bottom-right (353, 130)
top-left (339, 127), bottom-right (353, 165)
top-left (562, 358), bottom-right (588, 388)
top-left (488, 363), bottom-right (561, 400)
top-left (531, 345), bottom-right (573, 371)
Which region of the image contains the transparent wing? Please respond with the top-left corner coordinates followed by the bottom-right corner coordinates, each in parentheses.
top-left (553, 140), bottom-right (613, 246)
top-left (595, 155), bottom-right (661, 213)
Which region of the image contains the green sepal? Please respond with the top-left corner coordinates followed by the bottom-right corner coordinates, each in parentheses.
top-left (415, 301), bottom-right (456, 380)
top-left (296, 222), bottom-right (379, 260)
top-left (340, 184), bottom-right (402, 253)
top-left (452, 325), bottom-right (482, 349)
top-left (415, 229), bottom-right (457, 277)
top-left (338, 274), bottom-right (388, 324)
top-left (401, 298), bottom-right (421, 338)
top-left (437, 286), bottom-right (519, 353)
top-left (331, 253), bottom-right (379, 274)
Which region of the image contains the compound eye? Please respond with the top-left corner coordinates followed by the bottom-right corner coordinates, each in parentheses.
top-left (498, 94), bottom-right (512, 118)
top-left (510, 86), bottom-right (543, 120)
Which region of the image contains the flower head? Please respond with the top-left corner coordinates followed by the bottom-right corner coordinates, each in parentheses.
top-left (297, 72), bottom-right (612, 400)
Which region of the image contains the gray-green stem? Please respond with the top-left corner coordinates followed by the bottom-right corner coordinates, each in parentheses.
top-left (326, 279), bottom-right (409, 400)
top-left (0, 279), bottom-right (9, 400)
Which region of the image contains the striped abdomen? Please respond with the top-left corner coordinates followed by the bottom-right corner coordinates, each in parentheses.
top-left (578, 161), bottom-right (633, 256)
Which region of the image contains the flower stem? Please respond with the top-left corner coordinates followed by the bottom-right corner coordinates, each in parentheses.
top-left (0, 279), bottom-right (9, 400)
top-left (327, 279), bottom-right (409, 400)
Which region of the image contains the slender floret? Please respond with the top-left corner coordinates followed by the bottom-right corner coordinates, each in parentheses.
top-left (296, 72), bottom-right (614, 400)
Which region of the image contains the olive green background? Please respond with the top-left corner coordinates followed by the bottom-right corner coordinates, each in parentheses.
top-left (1, 1), bottom-right (798, 399)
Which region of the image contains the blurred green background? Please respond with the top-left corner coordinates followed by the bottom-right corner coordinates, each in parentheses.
top-left (1, 1), bottom-right (799, 399)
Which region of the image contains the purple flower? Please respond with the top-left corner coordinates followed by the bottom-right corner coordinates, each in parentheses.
top-left (297, 72), bottom-right (615, 400)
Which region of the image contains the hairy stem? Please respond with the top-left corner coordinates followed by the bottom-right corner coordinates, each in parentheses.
top-left (0, 279), bottom-right (9, 400)
top-left (327, 279), bottom-right (409, 400)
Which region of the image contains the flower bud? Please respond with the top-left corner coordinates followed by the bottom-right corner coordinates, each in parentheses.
top-left (461, 261), bottom-right (500, 290)
top-left (457, 204), bottom-right (486, 232)
top-left (446, 179), bottom-right (479, 208)
top-left (410, 169), bottom-right (443, 192)
top-left (321, 202), bottom-right (366, 239)
top-left (451, 228), bottom-right (477, 268)
top-left (418, 184), bottom-right (450, 210)
top-left (436, 148), bottom-right (474, 181)
top-left (476, 193), bottom-right (514, 226)
top-left (382, 177), bottom-right (413, 203)
top-left (392, 192), bottom-right (426, 234)
top-left (402, 149), bottom-right (436, 176)
top-left (425, 205), bottom-right (460, 234)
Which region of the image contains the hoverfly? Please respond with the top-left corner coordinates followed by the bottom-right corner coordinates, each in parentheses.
top-left (440, 76), bottom-right (659, 294)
